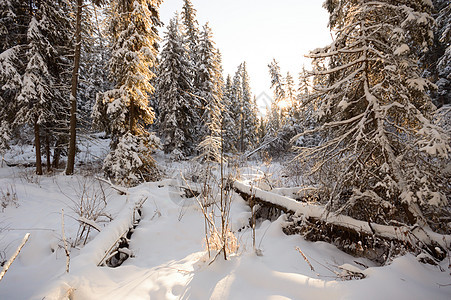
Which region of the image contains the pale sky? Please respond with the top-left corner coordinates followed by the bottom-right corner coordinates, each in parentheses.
top-left (159, 0), bottom-right (332, 111)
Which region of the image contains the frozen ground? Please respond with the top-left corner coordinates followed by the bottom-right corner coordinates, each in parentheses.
top-left (0, 141), bottom-right (450, 299)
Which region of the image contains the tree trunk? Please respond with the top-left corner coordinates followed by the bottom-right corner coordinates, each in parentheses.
top-left (129, 99), bottom-right (136, 135)
top-left (240, 112), bottom-right (244, 152)
top-left (34, 118), bottom-right (42, 175)
top-left (52, 137), bottom-right (62, 169)
top-left (66, 0), bottom-right (83, 175)
top-left (45, 131), bottom-right (51, 173)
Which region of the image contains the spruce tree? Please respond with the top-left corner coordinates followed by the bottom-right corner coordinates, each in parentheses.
top-left (66, 0), bottom-right (106, 175)
top-left (240, 62), bottom-right (258, 151)
top-left (222, 75), bottom-right (237, 152)
top-left (93, 0), bottom-right (162, 186)
top-left (195, 23), bottom-right (223, 159)
top-left (15, 0), bottom-right (72, 175)
top-left (157, 15), bottom-right (197, 159)
top-left (0, 0), bottom-right (29, 152)
top-left (297, 0), bottom-right (450, 229)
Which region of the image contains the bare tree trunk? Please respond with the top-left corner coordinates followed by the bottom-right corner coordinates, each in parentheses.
top-left (240, 112), bottom-right (244, 153)
top-left (220, 120), bottom-right (227, 260)
top-left (66, 0), bottom-right (83, 175)
top-left (45, 131), bottom-right (51, 173)
top-left (34, 117), bottom-right (42, 175)
top-left (52, 137), bottom-right (62, 169)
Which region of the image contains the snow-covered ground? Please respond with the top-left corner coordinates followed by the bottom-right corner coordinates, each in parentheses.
top-left (0, 141), bottom-right (450, 299)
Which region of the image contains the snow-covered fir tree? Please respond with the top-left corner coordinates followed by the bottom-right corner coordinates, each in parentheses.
top-left (157, 15), bottom-right (197, 159)
top-left (0, 0), bottom-right (30, 152)
top-left (263, 59), bottom-right (301, 156)
top-left (222, 75), bottom-right (237, 152)
top-left (77, 5), bottom-right (111, 126)
top-left (226, 63), bottom-right (259, 153)
top-left (421, 0), bottom-right (450, 108)
top-left (93, 0), bottom-right (162, 186)
top-left (15, 0), bottom-right (72, 174)
top-left (240, 63), bottom-right (258, 152)
top-left (195, 23), bottom-right (224, 159)
top-left (433, 0), bottom-right (450, 107)
top-left (297, 0), bottom-right (450, 230)
top-left (181, 0), bottom-right (199, 59)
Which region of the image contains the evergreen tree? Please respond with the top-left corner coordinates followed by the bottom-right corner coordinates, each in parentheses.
top-left (78, 3), bottom-right (111, 125)
top-left (0, 0), bottom-right (30, 151)
top-left (195, 24), bottom-right (223, 147)
top-left (297, 0), bottom-right (450, 229)
top-left (240, 63), bottom-right (258, 151)
top-left (181, 0), bottom-right (199, 57)
top-left (66, 0), bottom-right (106, 175)
top-left (157, 15), bottom-right (197, 159)
top-left (222, 75), bottom-right (236, 152)
top-left (93, 0), bottom-right (162, 186)
top-left (434, 1), bottom-right (450, 107)
top-left (420, 0), bottom-right (450, 108)
top-left (15, 0), bottom-right (72, 175)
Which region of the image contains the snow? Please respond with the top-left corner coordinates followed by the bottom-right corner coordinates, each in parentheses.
top-left (0, 144), bottom-right (450, 299)
top-left (394, 44), bottom-right (410, 56)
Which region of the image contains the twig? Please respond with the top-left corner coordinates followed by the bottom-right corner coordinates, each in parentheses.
top-left (0, 233), bottom-right (30, 282)
top-left (62, 209), bottom-right (70, 273)
top-left (296, 246), bottom-right (315, 271)
top-left (95, 177), bottom-right (128, 195)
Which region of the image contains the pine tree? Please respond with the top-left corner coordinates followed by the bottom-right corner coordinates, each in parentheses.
top-left (157, 15), bottom-right (197, 159)
top-left (297, 0), bottom-right (450, 229)
top-left (93, 0), bottom-right (162, 186)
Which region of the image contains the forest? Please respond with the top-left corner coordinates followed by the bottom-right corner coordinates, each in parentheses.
top-left (0, 0), bottom-right (450, 299)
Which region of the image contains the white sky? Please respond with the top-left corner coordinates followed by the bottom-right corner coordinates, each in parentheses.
top-left (159, 0), bottom-right (332, 110)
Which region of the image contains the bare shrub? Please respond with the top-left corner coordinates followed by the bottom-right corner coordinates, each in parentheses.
top-left (58, 176), bottom-right (111, 247)
top-left (0, 184), bottom-right (18, 211)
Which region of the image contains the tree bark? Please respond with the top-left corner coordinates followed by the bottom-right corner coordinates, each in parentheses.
top-left (34, 117), bottom-right (42, 175)
top-left (52, 137), bottom-right (62, 169)
top-left (45, 131), bottom-right (51, 173)
top-left (66, 0), bottom-right (83, 175)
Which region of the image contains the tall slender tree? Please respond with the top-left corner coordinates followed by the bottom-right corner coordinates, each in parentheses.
top-left (66, 0), bottom-right (106, 175)
top-left (157, 15), bottom-right (197, 159)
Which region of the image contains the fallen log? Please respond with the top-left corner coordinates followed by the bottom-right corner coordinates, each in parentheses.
top-left (40, 195), bottom-right (149, 299)
top-left (233, 181), bottom-right (451, 264)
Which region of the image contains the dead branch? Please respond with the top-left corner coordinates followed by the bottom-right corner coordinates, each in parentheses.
top-left (0, 233), bottom-right (30, 282)
top-left (234, 181), bottom-right (450, 264)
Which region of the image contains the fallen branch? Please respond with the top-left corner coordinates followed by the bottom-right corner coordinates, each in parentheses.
top-left (0, 233), bottom-right (30, 282)
top-left (234, 181), bottom-right (451, 263)
top-left (78, 217), bottom-right (102, 232)
top-left (95, 177), bottom-right (128, 195)
top-left (61, 210), bottom-right (70, 273)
